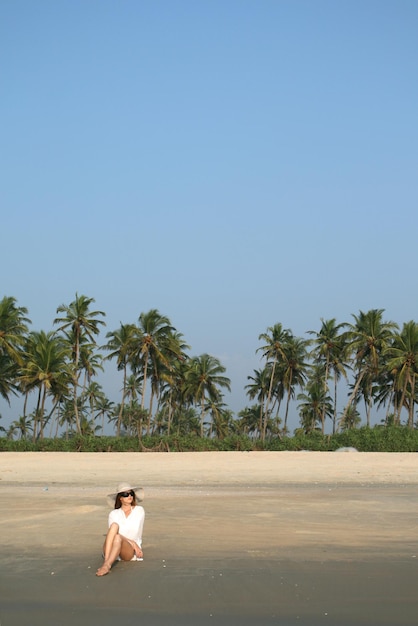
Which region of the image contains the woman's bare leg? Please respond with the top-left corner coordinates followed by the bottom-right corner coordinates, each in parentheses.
top-left (119, 536), bottom-right (139, 561)
top-left (96, 523), bottom-right (123, 576)
top-left (96, 524), bottom-right (140, 575)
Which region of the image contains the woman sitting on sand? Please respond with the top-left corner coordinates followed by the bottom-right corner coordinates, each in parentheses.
top-left (96, 482), bottom-right (145, 577)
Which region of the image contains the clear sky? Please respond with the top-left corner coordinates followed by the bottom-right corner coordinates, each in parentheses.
top-left (1, 0), bottom-right (417, 431)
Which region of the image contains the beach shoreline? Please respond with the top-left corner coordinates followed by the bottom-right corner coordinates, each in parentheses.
top-left (1, 451), bottom-right (417, 625)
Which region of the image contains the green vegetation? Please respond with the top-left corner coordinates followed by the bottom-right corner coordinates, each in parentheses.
top-left (1, 294), bottom-right (418, 448)
top-left (0, 427), bottom-right (417, 452)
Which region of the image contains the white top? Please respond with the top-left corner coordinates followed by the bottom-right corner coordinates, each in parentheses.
top-left (108, 505), bottom-right (145, 547)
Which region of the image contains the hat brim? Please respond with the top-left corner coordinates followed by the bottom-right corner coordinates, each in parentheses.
top-left (106, 486), bottom-right (144, 508)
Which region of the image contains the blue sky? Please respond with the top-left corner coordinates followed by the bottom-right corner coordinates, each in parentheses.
top-left (1, 0), bottom-right (417, 431)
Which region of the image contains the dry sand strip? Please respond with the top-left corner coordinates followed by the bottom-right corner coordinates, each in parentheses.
top-left (1, 450), bottom-right (418, 488)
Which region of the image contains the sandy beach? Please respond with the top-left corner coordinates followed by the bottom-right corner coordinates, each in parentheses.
top-left (1, 451), bottom-right (417, 625)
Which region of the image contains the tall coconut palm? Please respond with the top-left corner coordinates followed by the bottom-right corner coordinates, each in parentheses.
top-left (204, 398), bottom-right (232, 439)
top-left (103, 323), bottom-right (137, 436)
top-left (78, 343), bottom-right (104, 396)
top-left (133, 310), bottom-right (174, 409)
top-left (184, 353), bottom-right (231, 437)
top-left (82, 381), bottom-right (105, 424)
top-left (245, 366), bottom-right (271, 439)
top-left (342, 309), bottom-right (398, 427)
top-left (94, 395), bottom-right (115, 435)
top-left (10, 415), bottom-right (34, 440)
top-left (54, 294), bottom-right (105, 434)
top-left (132, 310), bottom-right (185, 434)
top-left (19, 331), bottom-right (71, 440)
top-left (338, 404), bottom-right (361, 431)
top-left (170, 406), bottom-right (200, 436)
top-left (237, 405), bottom-right (263, 439)
top-left (0, 353), bottom-right (19, 404)
top-left (0, 296), bottom-right (31, 361)
top-left (147, 330), bottom-right (189, 432)
top-left (373, 365), bottom-right (397, 424)
top-left (308, 318), bottom-right (349, 433)
top-left (0, 296), bottom-right (31, 404)
top-left (158, 358), bottom-right (189, 436)
top-left (281, 336), bottom-right (310, 432)
top-left (384, 320), bottom-right (418, 428)
top-left (257, 324), bottom-right (292, 437)
top-left (297, 377), bottom-right (333, 435)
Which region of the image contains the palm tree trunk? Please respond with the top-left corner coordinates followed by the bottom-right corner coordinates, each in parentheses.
top-left (73, 332), bottom-right (81, 434)
top-left (117, 366), bottom-right (128, 437)
top-left (23, 392), bottom-right (29, 418)
top-left (147, 391), bottom-right (155, 436)
top-left (200, 398), bottom-right (206, 437)
top-left (283, 371), bottom-right (293, 431)
top-left (32, 387), bottom-right (42, 442)
top-left (167, 391), bottom-right (173, 436)
top-left (39, 386), bottom-right (48, 440)
top-left (73, 372), bottom-right (81, 434)
top-left (141, 357), bottom-right (149, 410)
top-left (264, 358), bottom-right (277, 439)
top-left (322, 357), bottom-right (330, 429)
top-left (408, 373), bottom-right (415, 428)
top-left (342, 370), bottom-right (366, 423)
top-left (333, 374), bottom-right (338, 434)
top-left (398, 379), bottom-right (408, 426)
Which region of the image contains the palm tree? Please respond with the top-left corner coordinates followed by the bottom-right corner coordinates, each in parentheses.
top-left (132, 310), bottom-right (174, 410)
top-left (94, 395), bottom-right (115, 435)
top-left (158, 357), bottom-right (192, 436)
top-left (297, 378), bottom-right (333, 435)
top-left (170, 406), bottom-right (200, 436)
top-left (0, 353), bottom-right (19, 404)
top-left (132, 310), bottom-right (185, 434)
top-left (79, 416), bottom-right (101, 436)
top-left (54, 294), bottom-right (106, 434)
top-left (281, 336), bottom-right (310, 432)
top-left (148, 330), bottom-right (189, 429)
top-left (56, 398), bottom-right (78, 438)
top-left (123, 374), bottom-right (143, 433)
top-left (237, 405), bottom-right (263, 438)
top-left (78, 342), bottom-right (104, 396)
top-left (103, 323), bottom-right (137, 436)
top-left (384, 321), bottom-right (418, 428)
top-left (342, 309), bottom-right (398, 427)
top-left (257, 324), bottom-right (292, 438)
top-left (11, 415), bottom-right (34, 439)
top-left (124, 373), bottom-right (143, 406)
top-left (6, 422), bottom-right (18, 440)
top-left (0, 296), bottom-right (31, 361)
top-left (0, 296), bottom-right (31, 404)
top-left (373, 365), bottom-right (398, 425)
top-left (245, 367), bottom-right (271, 439)
top-left (308, 318), bottom-right (349, 433)
top-left (184, 353), bottom-right (231, 437)
top-left (204, 399), bottom-right (232, 439)
top-left (19, 331), bottom-right (71, 440)
top-left (338, 404), bottom-right (361, 431)
top-left (126, 403), bottom-right (148, 438)
top-left (82, 381), bottom-right (105, 424)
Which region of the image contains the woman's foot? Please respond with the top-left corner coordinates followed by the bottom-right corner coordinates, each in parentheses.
top-left (96, 563), bottom-right (111, 577)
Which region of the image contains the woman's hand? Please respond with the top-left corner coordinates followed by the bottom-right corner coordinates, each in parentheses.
top-left (133, 542), bottom-right (144, 559)
top-left (132, 542), bottom-right (143, 558)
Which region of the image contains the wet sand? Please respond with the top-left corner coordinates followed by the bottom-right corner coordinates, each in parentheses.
top-left (1, 451), bottom-right (417, 625)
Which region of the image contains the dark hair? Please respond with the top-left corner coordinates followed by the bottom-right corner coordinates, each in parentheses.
top-left (114, 491), bottom-right (137, 509)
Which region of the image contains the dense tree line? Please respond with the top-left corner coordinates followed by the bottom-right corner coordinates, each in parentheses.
top-left (1, 294), bottom-right (418, 442)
